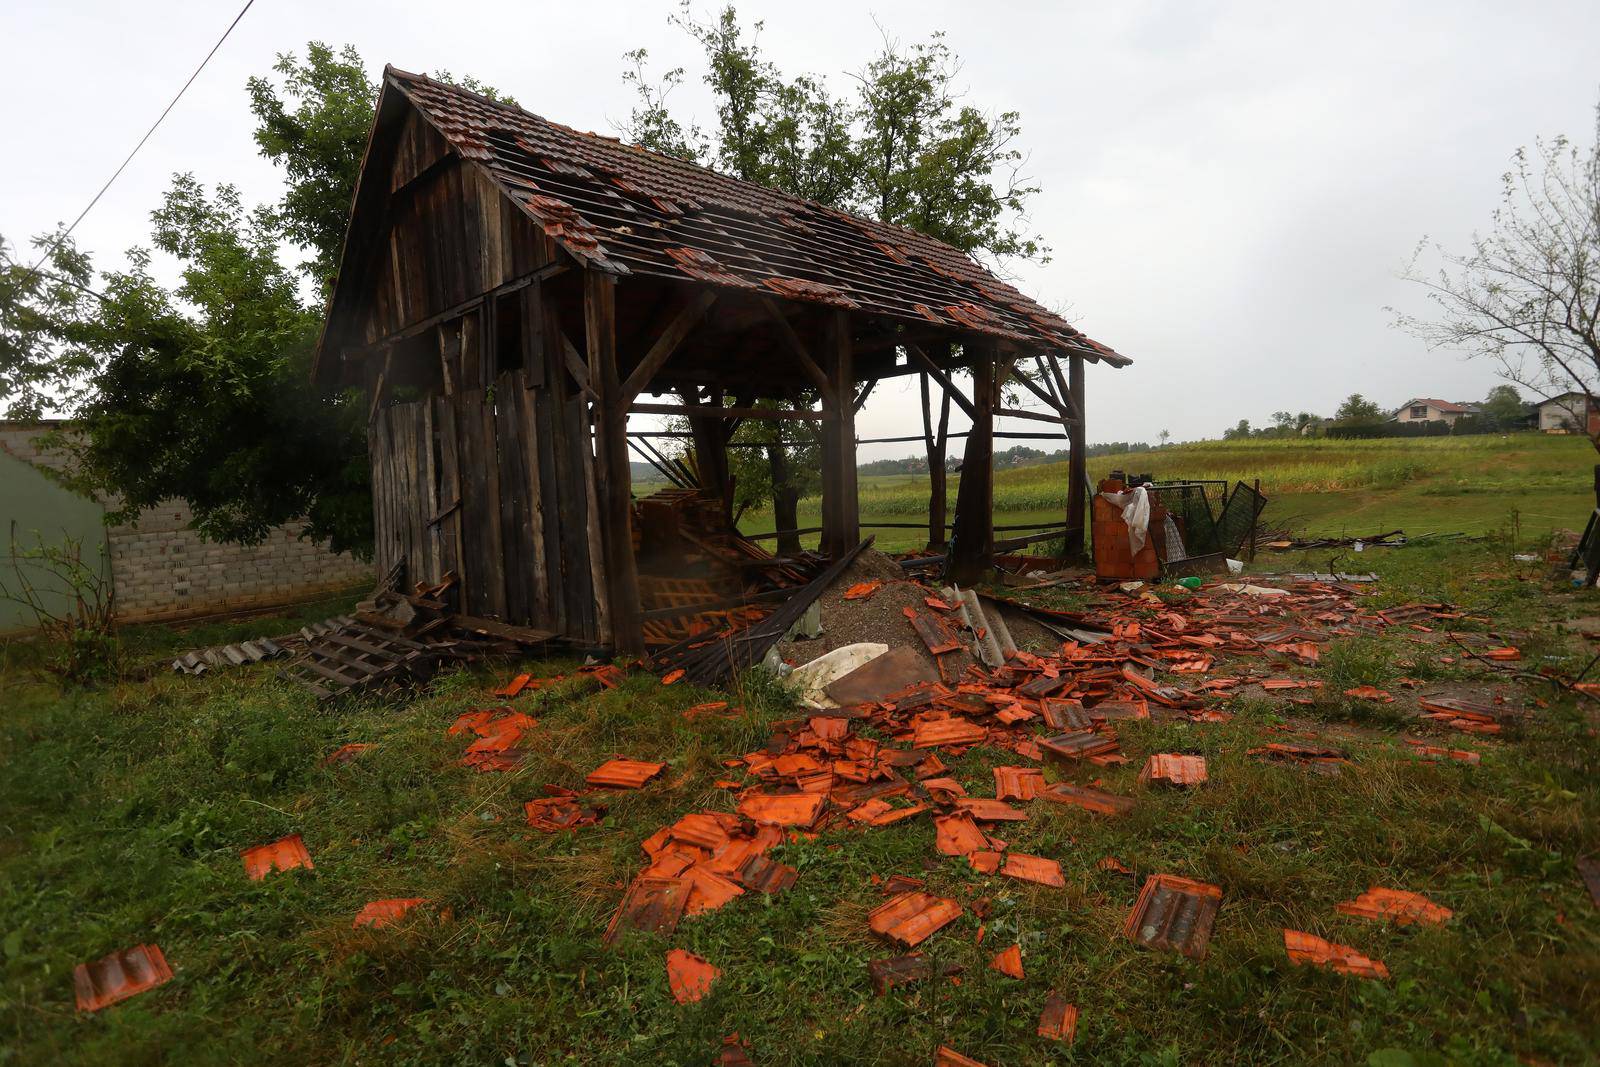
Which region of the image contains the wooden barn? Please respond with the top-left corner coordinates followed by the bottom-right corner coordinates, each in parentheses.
top-left (313, 67), bottom-right (1129, 657)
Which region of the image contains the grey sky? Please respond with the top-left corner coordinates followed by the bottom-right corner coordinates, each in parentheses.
top-left (4, 0), bottom-right (1598, 459)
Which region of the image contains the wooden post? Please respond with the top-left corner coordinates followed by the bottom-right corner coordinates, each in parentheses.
top-left (1065, 352), bottom-right (1087, 559)
top-left (949, 346), bottom-right (996, 583)
top-left (820, 310), bottom-right (859, 559)
top-left (920, 352), bottom-right (952, 550)
top-left (584, 271), bottom-right (644, 655)
top-left (682, 388), bottom-right (731, 506)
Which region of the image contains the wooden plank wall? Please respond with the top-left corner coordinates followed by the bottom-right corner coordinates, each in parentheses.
top-left (366, 353), bottom-right (598, 644)
top-left (360, 120), bottom-right (607, 646)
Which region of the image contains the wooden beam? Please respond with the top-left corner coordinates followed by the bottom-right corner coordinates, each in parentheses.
top-left (629, 402), bottom-right (825, 421)
top-left (998, 406), bottom-right (1075, 425)
top-left (345, 262), bottom-right (567, 362)
top-left (820, 310), bottom-right (859, 559)
top-left (759, 297), bottom-right (835, 402)
top-left (949, 344), bottom-right (997, 583)
top-left (559, 332), bottom-right (598, 400)
top-left (1065, 352), bottom-right (1087, 559)
top-left (1014, 371), bottom-right (1074, 419)
top-left (904, 342), bottom-right (977, 421)
top-left (621, 290), bottom-right (718, 402)
top-left (853, 378), bottom-right (878, 413)
top-left (584, 270), bottom-right (644, 655)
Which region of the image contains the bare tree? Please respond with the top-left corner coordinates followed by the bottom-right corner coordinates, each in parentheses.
top-left (1395, 97), bottom-right (1600, 451)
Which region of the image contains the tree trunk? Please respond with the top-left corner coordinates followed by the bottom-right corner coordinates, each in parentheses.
top-left (767, 437), bottom-right (801, 555)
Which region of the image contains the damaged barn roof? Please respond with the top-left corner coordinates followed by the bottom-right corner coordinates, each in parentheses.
top-left (361, 67), bottom-right (1128, 367)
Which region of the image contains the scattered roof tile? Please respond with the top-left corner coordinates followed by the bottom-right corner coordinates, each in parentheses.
top-left (241, 834), bottom-right (313, 881)
top-left (1124, 874), bottom-right (1223, 958)
top-left (869, 890), bottom-right (963, 947)
top-left (1335, 887), bottom-right (1452, 926)
top-left (1283, 929), bottom-right (1389, 979)
top-left (73, 944), bottom-right (173, 1013)
top-left (665, 949), bottom-right (721, 1003)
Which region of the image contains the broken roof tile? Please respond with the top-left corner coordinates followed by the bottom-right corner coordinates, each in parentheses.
top-left (587, 758), bottom-right (667, 789)
top-left (988, 943), bottom-right (1024, 979)
top-left (1335, 887), bottom-right (1451, 926)
top-left (1139, 754), bottom-right (1208, 787)
top-left (73, 944), bottom-right (173, 1013)
top-left (738, 791), bottom-right (827, 827)
top-left (1283, 929), bottom-right (1389, 979)
top-left (241, 834), bottom-right (313, 881)
top-left (1037, 994), bottom-right (1079, 1042)
top-left (912, 718), bottom-right (987, 749)
top-left (935, 1047), bottom-right (989, 1067)
top-left (934, 811), bottom-right (988, 856)
top-left (604, 875), bottom-right (689, 945)
top-left (321, 742), bottom-right (376, 765)
top-left (1000, 853), bottom-right (1065, 888)
top-left (1124, 874), bottom-right (1223, 958)
top-left (992, 766), bottom-right (1046, 801)
top-left (352, 898), bottom-right (427, 929)
top-left (954, 797), bottom-right (1028, 823)
top-left (665, 949), bottom-right (721, 1004)
top-left (868, 952), bottom-right (961, 995)
top-left (869, 890), bottom-right (963, 946)
top-left (1041, 783), bottom-right (1136, 817)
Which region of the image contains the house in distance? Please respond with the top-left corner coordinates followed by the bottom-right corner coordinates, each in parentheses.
top-left (312, 67), bottom-right (1128, 655)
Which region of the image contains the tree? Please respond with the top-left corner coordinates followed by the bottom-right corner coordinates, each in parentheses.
top-left (1396, 96), bottom-right (1600, 451)
top-left (246, 44), bottom-right (377, 295)
top-left (66, 177), bottom-right (371, 553)
top-left (623, 6), bottom-right (1051, 545)
top-left (0, 44), bottom-right (512, 558)
top-left (1222, 419), bottom-right (1252, 440)
top-left (1335, 394), bottom-right (1386, 422)
top-left (1158, 429), bottom-right (1170, 447)
top-left (1480, 384), bottom-right (1528, 429)
top-left (0, 232), bottom-right (100, 419)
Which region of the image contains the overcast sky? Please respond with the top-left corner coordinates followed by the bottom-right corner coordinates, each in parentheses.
top-left (4, 1), bottom-right (1598, 458)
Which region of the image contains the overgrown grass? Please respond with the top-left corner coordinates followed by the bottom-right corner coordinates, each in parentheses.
top-left (2, 540), bottom-right (1598, 1064)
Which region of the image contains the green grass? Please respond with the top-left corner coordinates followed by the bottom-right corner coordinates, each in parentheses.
top-left (3, 536), bottom-right (1599, 1064)
top-left (717, 433), bottom-right (1600, 552)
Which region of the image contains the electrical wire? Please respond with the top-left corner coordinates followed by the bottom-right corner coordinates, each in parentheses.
top-left (18, 0), bottom-right (258, 286)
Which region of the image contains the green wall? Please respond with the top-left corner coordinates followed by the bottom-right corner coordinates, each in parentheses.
top-left (0, 451), bottom-right (109, 634)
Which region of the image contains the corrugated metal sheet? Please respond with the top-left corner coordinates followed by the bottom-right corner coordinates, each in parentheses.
top-left (383, 68), bottom-right (1128, 366)
top-left (171, 636), bottom-right (292, 675)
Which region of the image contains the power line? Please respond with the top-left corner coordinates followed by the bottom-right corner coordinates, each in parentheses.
top-left (19, 0), bottom-right (258, 286)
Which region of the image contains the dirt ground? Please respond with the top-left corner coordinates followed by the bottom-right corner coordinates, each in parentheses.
top-left (771, 549), bottom-right (1069, 678)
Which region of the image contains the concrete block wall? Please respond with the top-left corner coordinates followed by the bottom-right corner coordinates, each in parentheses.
top-left (1, 422), bottom-right (371, 624)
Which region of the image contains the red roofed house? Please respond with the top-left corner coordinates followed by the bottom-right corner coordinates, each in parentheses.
top-left (312, 67), bottom-right (1128, 654)
top-left (1392, 398), bottom-right (1477, 426)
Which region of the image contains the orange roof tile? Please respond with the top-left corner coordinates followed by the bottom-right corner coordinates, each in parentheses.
top-left (868, 890), bottom-right (963, 947)
top-left (737, 792), bottom-right (827, 827)
top-left (665, 949), bottom-right (721, 1004)
top-left (1335, 887), bottom-right (1452, 926)
top-left (240, 834), bottom-right (313, 881)
top-left (1283, 929), bottom-right (1389, 979)
top-left (1000, 853), bottom-right (1065, 888)
top-left (1037, 994), bottom-right (1079, 1042)
top-left (352, 898), bottom-right (427, 929)
top-left (586, 758), bottom-right (667, 789)
top-left (988, 943), bottom-right (1024, 979)
top-left (73, 944), bottom-right (173, 1013)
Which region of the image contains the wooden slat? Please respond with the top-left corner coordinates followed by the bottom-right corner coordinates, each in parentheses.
top-left (495, 370), bottom-right (531, 623)
top-left (629, 402), bottom-right (824, 421)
